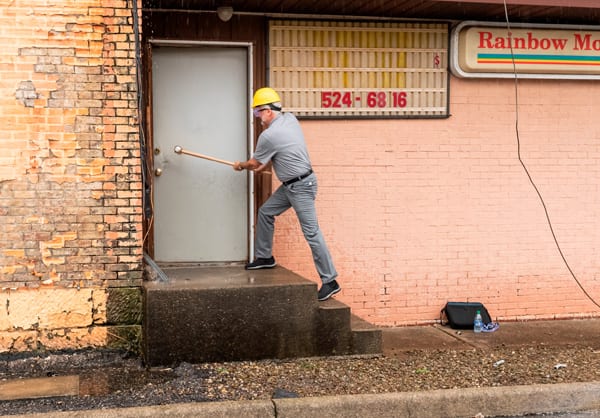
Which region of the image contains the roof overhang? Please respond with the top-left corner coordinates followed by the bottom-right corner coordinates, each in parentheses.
top-left (144, 0), bottom-right (600, 25)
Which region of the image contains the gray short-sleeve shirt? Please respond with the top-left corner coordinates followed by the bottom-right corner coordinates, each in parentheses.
top-left (253, 113), bottom-right (312, 183)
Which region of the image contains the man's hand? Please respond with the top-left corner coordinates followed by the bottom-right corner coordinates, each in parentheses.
top-left (233, 158), bottom-right (261, 172)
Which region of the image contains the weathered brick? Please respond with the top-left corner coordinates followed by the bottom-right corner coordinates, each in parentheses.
top-left (0, 1), bottom-right (141, 353)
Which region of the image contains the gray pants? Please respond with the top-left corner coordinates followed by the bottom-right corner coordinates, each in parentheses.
top-left (254, 173), bottom-right (338, 284)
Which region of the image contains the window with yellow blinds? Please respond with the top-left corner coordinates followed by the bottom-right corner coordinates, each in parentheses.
top-left (269, 20), bottom-right (449, 118)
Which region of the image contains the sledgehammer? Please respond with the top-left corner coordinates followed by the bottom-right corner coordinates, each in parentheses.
top-left (173, 145), bottom-right (235, 167)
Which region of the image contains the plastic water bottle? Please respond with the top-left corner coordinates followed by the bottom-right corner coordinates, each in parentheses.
top-left (474, 310), bottom-right (483, 333)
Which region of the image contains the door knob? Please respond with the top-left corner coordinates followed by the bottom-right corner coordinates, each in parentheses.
top-left (154, 168), bottom-right (163, 176)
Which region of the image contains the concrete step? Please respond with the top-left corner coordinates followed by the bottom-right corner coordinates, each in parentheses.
top-left (316, 298), bottom-right (352, 355)
top-left (143, 265), bottom-right (382, 366)
top-left (350, 314), bottom-right (383, 355)
top-left (317, 298), bottom-right (382, 356)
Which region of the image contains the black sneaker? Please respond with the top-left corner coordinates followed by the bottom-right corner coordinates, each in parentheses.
top-left (245, 257), bottom-right (276, 270)
top-left (317, 280), bottom-right (341, 301)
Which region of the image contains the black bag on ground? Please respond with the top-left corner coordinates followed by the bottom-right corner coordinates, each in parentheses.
top-left (441, 302), bottom-right (491, 329)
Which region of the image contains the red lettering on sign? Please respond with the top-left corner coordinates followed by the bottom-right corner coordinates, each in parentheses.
top-left (574, 34), bottom-right (600, 51)
top-left (575, 34), bottom-right (591, 50)
top-left (551, 38), bottom-right (568, 50)
top-left (479, 30), bottom-right (569, 51)
top-left (479, 31), bottom-right (493, 48)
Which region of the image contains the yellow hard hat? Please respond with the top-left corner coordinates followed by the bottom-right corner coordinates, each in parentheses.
top-left (252, 87), bottom-right (281, 108)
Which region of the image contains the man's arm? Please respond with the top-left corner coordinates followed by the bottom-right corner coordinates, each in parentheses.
top-left (233, 157), bottom-right (261, 171)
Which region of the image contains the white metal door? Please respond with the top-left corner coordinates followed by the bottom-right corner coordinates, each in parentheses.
top-left (152, 46), bottom-right (250, 263)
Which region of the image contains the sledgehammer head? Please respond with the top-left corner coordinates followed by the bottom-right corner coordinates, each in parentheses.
top-left (174, 145), bottom-right (182, 154)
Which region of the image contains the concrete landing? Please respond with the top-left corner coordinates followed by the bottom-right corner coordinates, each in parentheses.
top-left (143, 266), bottom-right (381, 366)
top-left (145, 265), bottom-right (312, 290)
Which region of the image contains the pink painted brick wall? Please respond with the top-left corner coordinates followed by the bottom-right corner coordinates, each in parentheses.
top-left (275, 77), bottom-right (600, 326)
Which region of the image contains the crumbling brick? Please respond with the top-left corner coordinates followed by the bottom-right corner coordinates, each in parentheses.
top-left (0, 0), bottom-right (142, 352)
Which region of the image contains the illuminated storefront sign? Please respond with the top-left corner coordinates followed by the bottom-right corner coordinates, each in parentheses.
top-left (451, 21), bottom-right (600, 79)
top-left (269, 20), bottom-right (449, 118)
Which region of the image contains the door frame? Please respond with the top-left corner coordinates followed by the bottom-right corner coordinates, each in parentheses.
top-left (147, 39), bottom-right (256, 262)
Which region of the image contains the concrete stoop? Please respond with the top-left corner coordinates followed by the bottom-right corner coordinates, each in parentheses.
top-left (142, 266), bottom-right (381, 366)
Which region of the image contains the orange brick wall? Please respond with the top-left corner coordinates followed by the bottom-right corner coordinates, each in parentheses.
top-left (276, 77), bottom-right (600, 326)
top-left (0, 1), bottom-right (142, 350)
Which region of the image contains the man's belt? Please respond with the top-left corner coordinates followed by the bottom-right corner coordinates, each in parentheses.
top-left (283, 169), bottom-right (313, 186)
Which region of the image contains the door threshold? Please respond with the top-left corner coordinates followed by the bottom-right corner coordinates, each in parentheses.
top-left (156, 261), bottom-right (246, 269)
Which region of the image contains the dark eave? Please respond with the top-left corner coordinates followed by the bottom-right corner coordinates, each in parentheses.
top-left (143, 0), bottom-right (600, 25)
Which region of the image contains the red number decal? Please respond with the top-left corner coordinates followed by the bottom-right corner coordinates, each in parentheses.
top-left (367, 92), bottom-right (387, 107)
top-left (326, 91), bottom-right (402, 108)
top-left (366, 92), bottom-right (377, 108)
top-left (342, 92), bottom-right (352, 107)
top-left (322, 92), bottom-right (332, 108)
top-left (332, 92), bottom-right (342, 107)
top-left (393, 92), bottom-right (407, 107)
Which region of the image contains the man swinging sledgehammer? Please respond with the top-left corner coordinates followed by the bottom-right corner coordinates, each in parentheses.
top-left (233, 87), bottom-right (341, 301)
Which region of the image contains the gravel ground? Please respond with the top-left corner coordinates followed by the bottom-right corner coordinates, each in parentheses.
top-left (1, 344), bottom-right (600, 416)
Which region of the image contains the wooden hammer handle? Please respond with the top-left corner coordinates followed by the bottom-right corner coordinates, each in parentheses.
top-left (176, 147), bottom-right (235, 167)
